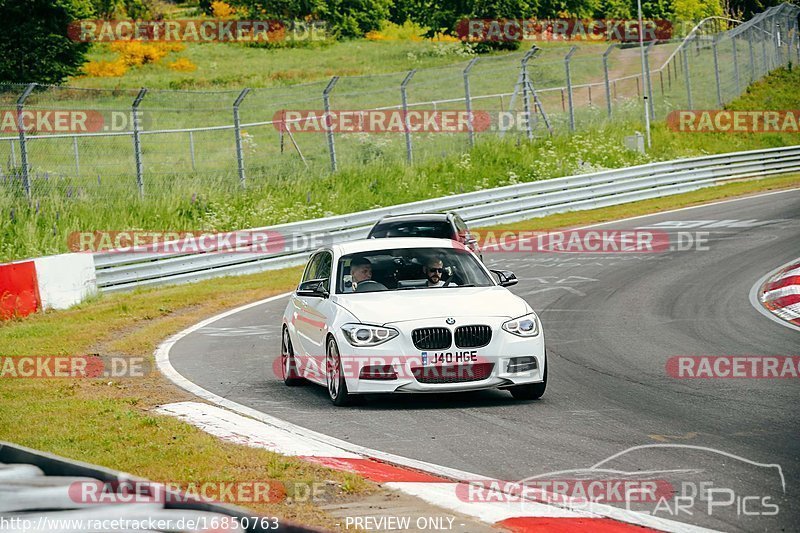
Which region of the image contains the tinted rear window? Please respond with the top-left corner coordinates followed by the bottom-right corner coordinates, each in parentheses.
top-left (369, 221), bottom-right (453, 239)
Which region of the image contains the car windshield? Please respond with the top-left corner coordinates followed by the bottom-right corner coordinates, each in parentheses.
top-left (336, 247), bottom-right (492, 294)
top-left (369, 220), bottom-right (452, 239)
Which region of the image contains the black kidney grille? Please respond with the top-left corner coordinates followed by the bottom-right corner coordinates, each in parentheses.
top-left (454, 325), bottom-right (492, 348)
top-left (412, 327), bottom-right (452, 350)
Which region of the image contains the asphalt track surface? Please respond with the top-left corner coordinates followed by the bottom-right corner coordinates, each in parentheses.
top-left (171, 189), bottom-right (800, 532)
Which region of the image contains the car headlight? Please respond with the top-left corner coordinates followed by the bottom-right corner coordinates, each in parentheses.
top-left (502, 313), bottom-right (539, 337)
top-left (342, 324), bottom-right (399, 346)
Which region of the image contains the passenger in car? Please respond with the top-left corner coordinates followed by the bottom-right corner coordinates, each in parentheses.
top-left (424, 257), bottom-right (457, 287)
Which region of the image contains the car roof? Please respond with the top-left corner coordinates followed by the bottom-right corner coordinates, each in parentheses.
top-left (374, 213), bottom-right (450, 224)
top-left (332, 237), bottom-right (459, 256)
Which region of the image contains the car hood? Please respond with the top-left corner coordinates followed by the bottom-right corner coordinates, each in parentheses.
top-left (333, 286), bottom-right (530, 324)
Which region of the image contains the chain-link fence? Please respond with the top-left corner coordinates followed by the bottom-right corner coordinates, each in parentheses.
top-left (1, 3), bottom-right (797, 203)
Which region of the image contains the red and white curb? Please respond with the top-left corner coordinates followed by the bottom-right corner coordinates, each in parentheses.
top-left (0, 253), bottom-right (96, 320)
top-left (758, 259), bottom-right (800, 326)
top-left (751, 258), bottom-right (800, 332)
top-left (153, 295), bottom-right (714, 533)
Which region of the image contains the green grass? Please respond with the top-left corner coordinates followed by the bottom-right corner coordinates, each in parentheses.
top-left (1, 53), bottom-right (798, 263)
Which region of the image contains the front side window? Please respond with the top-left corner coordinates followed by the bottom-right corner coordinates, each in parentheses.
top-left (315, 251), bottom-right (333, 291)
top-left (301, 253), bottom-right (322, 284)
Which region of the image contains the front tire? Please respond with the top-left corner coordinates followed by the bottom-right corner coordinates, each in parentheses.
top-left (281, 328), bottom-right (303, 386)
top-left (509, 363), bottom-right (547, 400)
top-left (326, 337), bottom-right (354, 406)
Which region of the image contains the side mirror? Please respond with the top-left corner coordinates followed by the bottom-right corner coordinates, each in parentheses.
top-left (297, 278), bottom-right (329, 298)
top-left (490, 269), bottom-right (518, 287)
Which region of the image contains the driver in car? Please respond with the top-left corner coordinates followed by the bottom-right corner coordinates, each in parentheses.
top-left (424, 257), bottom-right (456, 287)
top-left (346, 257), bottom-right (387, 292)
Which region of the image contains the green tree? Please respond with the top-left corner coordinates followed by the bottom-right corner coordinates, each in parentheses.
top-left (723, 0), bottom-right (783, 18)
top-left (537, 0), bottom-right (603, 17)
top-left (672, 0), bottom-right (724, 20)
top-left (322, 0), bottom-right (394, 37)
top-left (0, 0), bottom-right (92, 84)
top-left (600, 0), bottom-right (633, 18)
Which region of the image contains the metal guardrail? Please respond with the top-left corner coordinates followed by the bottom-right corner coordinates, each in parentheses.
top-left (0, 441), bottom-right (320, 533)
top-left (93, 144), bottom-right (800, 292)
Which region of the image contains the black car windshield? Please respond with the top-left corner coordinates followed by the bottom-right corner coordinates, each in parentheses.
top-left (337, 247), bottom-right (492, 294)
top-left (369, 221), bottom-right (452, 239)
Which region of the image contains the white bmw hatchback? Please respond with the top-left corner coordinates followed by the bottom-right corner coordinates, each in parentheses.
top-left (280, 237), bottom-right (546, 406)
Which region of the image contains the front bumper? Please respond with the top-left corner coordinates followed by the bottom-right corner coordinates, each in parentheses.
top-left (336, 316), bottom-right (545, 394)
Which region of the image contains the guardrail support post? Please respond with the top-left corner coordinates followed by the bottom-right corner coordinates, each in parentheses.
top-left (131, 88), bottom-right (147, 199)
top-left (682, 36), bottom-right (693, 109)
top-left (463, 58), bottom-right (478, 147)
top-left (232, 88), bottom-right (250, 189)
top-left (16, 83), bottom-right (36, 200)
top-left (564, 46), bottom-right (577, 132)
top-left (602, 44), bottom-right (614, 118)
top-left (400, 69), bottom-right (416, 164)
top-left (644, 40), bottom-right (656, 120)
top-left (323, 76), bottom-right (339, 172)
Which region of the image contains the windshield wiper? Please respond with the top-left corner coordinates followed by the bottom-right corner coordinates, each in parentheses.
top-left (448, 284), bottom-right (476, 288)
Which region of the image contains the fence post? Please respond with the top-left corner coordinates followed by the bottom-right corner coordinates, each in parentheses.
top-left (775, 22), bottom-right (783, 66)
top-left (760, 20), bottom-right (769, 73)
top-left (323, 76), bottom-right (339, 172)
top-left (644, 40), bottom-right (656, 120)
top-left (131, 88), bottom-right (147, 199)
top-left (748, 28), bottom-right (756, 82)
top-left (521, 48), bottom-right (536, 139)
top-left (712, 35), bottom-right (723, 107)
top-left (400, 70), bottom-right (416, 164)
top-left (463, 57), bottom-right (479, 148)
top-left (683, 36), bottom-right (693, 109)
top-left (731, 33), bottom-right (741, 96)
top-left (564, 46), bottom-right (577, 132)
top-left (16, 83), bottom-right (36, 199)
top-left (602, 44), bottom-right (614, 118)
top-left (232, 88), bottom-right (250, 188)
top-left (72, 136), bottom-right (80, 177)
top-left (188, 131), bottom-right (196, 171)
